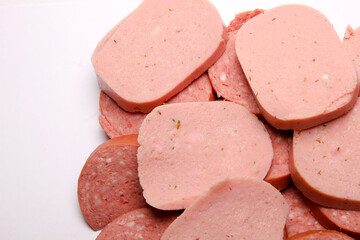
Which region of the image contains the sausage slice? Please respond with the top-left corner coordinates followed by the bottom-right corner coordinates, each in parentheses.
top-left (137, 101), bottom-right (273, 210)
top-left (92, 0), bottom-right (226, 113)
top-left (235, 4), bottom-right (359, 130)
top-left (291, 99), bottom-right (360, 210)
top-left (78, 135), bottom-right (146, 230)
top-left (161, 177), bottom-right (289, 240)
top-left (286, 230), bottom-right (354, 240)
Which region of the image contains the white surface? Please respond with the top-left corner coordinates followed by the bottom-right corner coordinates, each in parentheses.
top-left (0, 0), bottom-right (359, 239)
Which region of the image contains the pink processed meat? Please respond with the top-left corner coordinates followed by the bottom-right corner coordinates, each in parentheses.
top-left (235, 4), bottom-right (359, 130)
top-left (282, 185), bottom-right (325, 238)
top-left (344, 26), bottom-right (360, 81)
top-left (305, 199), bottom-right (360, 238)
top-left (161, 178), bottom-right (289, 240)
top-left (208, 10), bottom-right (263, 114)
top-left (291, 99), bottom-right (360, 210)
top-left (137, 101), bottom-right (273, 210)
top-left (77, 135), bottom-right (146, 231)
top-left (99, 73), bottom-right (214, 138)
top-left (96, 207), bottom-right (179, 240)
top-left (286, 230), bottom-right (355, 240)
top-left (92, 0), bottom-right (226, 113)
top-left (263, 123), bottom-right (291, 190)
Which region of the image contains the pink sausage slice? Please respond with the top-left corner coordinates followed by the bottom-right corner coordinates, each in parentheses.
top-left (137, 101), bottom-right (273, 210)
top-left (235, 4), bottom-right (359, 130)
top-left (78, 135), bottom-right (146, 231)
top-left (305, 199), bottom-right (360, 239)
top-left (161, 178), bottom-right (289, 240)
top-left (92, 0), bottom-right (226, 113)
top-left (208, 10), bottom-right (263, 115)
top-left (99, 73), bottom-right (214, 138)
top-left (344, 26), bottom-right (360, 82)
top-left (291, 99), bottom-right (360, 210)
top-left (282, 185), bottom-right (325, 238)
top-left (264, 123), bottom-right (291, 190)
top-left (286, 230), bottom-right (355, 240)
top-left (96, 207), bottom-right (179, 240)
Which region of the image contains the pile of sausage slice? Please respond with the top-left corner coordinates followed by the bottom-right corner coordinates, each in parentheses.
top-left (78, 0), bottom-right (360, 239)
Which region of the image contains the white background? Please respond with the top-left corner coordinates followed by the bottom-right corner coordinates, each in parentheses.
top-left (0, 0), bottom-right (359, 239)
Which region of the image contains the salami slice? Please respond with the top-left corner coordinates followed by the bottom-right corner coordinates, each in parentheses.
top-left (286, 230), bottom-right (354, 240)
top-left (282, 185), bottom-right (325, 238)
top-left (78, 135), bottom-right (146, 230)
top-left (96, 207), bottom-right (179, 240)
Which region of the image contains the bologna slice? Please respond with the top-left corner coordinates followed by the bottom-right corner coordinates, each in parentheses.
top-left (235, 4), bottom-right (359, 130)
top-left (282, 185), bottom-right (325, 238)
top-left (286, 230), bottom-right (355, 240)
top-left (99, 73), bottom-right (214, 138)
top-left (291, 99), bottom-right (360, 210)
top-left (208, 10), bottom-right (263, 114)
top-left (78, 135), bottom-right (146, 231)
top-left (92, 0), bottom-right (226, 113)
top-left (137, 101), bottom-right (273, 210)
top-left (96, 207), bottom-right (179, 240)
top-left (264, 123), bottom-right (291, 190)
top-left (161, 178), bottom-right (289, 240)
top-left (305, 199), bottom-right (360, 238)
top-left (344, 26), bottom-right (360, 81)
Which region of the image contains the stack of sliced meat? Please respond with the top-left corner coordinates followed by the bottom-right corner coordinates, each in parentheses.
top-left (77, 0), bottom-right (360, 239)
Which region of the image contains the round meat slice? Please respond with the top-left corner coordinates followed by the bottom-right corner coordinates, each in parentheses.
top-left (208, 10), bottom-right (263, 115)
top-left (137, 101), bottom-right (273, 210)
top-left (96, 207), bottom-right (179, 240)
top-left (92, 0), bottom-right (226, 113)
top-left (344, 26), bottom-right (360, 83)
top-left (305, 199), bottom-right (360, 239)
top-left (286, 230), bottom-right (355, 240)
top-left (99, 73), bottom-right (214, 138)
top-left (161, 177), bottom-right (289, 240)
top-left (282, 185), bottom-right (325, 238)
top-left (235, 4), bottom-right (359, 130)
top-left (78, 135), bottom-right (146, 231)
top-left (263, 123), bottom-right (291, 190)
top-left (291, 99), bottom-right (360, 210)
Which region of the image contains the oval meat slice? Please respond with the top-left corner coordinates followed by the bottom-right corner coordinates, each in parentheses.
top-left (99, 73), bottom-right (214, 138)
top-left (161, 177), bottom-right (289, 240)
top-left (235, 4), bottom-right (359, 130)
top-left (291, 99), bottom-right (360, 210)
top-left (264, 123), bottom-right (291, 190)
top-left (92, 0), bottom-right (226, 113)
top-left (305, 199), bottom-right (360, 239)
top-left (286, 230), bottom-right (355, 240)
top-left (96, 207), bottom-right (179, 240)
top-left (344, 26), bottom-right (360, 83)
top-left (282, 185), bottom-right (325, 238)
top-left (208, 10), bottom-right (263, 114)
top-left (137, 101), bottom-right (273, 210)
top-left (78, 135), bottom-right (146, 231)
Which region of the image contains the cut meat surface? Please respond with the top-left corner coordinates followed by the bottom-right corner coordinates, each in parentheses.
top-left (92, 0), bottom-right (226, 113)
top-left (286, 230), bottom-right (355, 240)
top-left (344, 26), bottom-right (360, 84)
top-left (291, 99), bottom-right (360, 210)
top-left (137, 101), bottom-right (273, 210)
top-left (78, 135), bottom-right (147, 231)
top-left (282, 185), bottom-right (325, 238)
top-left (96, 207), bottom-right (179, 240)
top-left (264, 123), bottom-right (291, 190)
top-left (161, 177), bottom-right (289, 240)
top-left (227, 9), bottom-right (264, 32)
top-left (99, 73), bottom-right (214, 138)
top-left (208, 10), bottom-right (263, 115)
top-left (235, 4), bottom-right (359, 130)
top-left (306, 199), bottom-right (360, 239)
